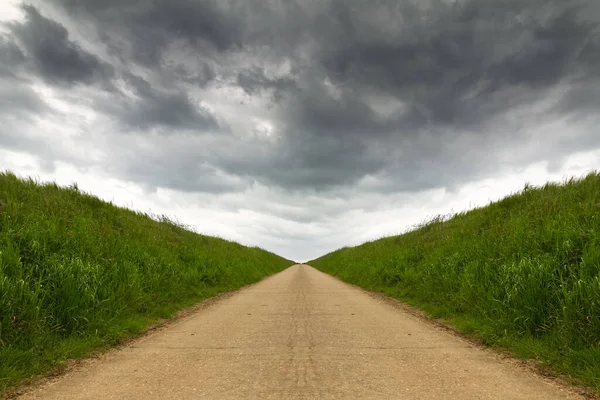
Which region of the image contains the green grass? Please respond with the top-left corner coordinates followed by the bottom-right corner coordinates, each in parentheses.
top-left (310, 172), bottom-right (600, 390)
top-left (0, 171), bottom-right (293, 391)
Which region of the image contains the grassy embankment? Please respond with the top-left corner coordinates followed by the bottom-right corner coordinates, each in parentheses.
top-left (310, 172), bottom-right (600, 389)
top-left (0, 171), bottom-right (293, 391)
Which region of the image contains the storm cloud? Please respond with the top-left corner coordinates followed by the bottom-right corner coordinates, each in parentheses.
top-left (8, 5), bottom-right (114, 86)
top-left (1, 0), bottom-right (599, 259)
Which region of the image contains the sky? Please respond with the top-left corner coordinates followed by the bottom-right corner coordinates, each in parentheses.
top-left (0, 0), bottom-right (599, 262)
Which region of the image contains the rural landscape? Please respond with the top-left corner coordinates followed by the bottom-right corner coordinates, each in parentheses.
top-left (0, 172), bottom-right (293, 391)
top-left (1, 0), bottom-right (600, 398)
top-left (1, 172), bottom-right (599, 398)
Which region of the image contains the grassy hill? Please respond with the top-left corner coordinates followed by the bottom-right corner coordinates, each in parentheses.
top-left (0, 171), bottom-right (293, 391)
top-left (310, 172), bottom-right (600, 389)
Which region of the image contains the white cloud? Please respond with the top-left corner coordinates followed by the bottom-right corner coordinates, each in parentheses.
top-left (0, 1), bottom-right (24, 25)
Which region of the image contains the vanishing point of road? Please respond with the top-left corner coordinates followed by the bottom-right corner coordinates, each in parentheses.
top-left (19, 265), bottom-right (583, 399)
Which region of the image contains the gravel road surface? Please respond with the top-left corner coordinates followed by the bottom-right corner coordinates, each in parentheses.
top-left (18, 264), bottom-right (582, 399)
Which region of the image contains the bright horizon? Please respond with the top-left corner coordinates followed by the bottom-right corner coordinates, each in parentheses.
top-left (2, 160), bottom-right (598, 262)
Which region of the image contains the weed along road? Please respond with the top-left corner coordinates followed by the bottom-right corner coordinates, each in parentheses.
top-left (19, 265), bottom-right (582, 400)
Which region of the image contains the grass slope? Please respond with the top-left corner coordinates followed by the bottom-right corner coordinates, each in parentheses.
top-left (0, 171), bottom-right (293, 391)
top-left (310, 172), bottom-right (600, 389)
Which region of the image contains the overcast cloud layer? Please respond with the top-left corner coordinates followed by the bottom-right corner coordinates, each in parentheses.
top-left (1, 0), bottom-right (599, 261)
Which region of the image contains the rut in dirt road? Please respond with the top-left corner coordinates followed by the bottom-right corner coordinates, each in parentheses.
top-left (19, 265), bottom-right (582, 399)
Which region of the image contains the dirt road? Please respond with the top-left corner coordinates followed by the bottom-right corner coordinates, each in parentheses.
top-left (19, 265), bottom-right (582, 399)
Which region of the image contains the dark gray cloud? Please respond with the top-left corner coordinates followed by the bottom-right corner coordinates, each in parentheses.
top-left (47, 0), bottom-right (243, 67)
top-left (0, 36), bottom-right (26, 78)
top-left (123, 90), bottom-right (220, 131)
top-left (236, 67), bottom-right (298, 101)
top-left (172, 62), bottom-right (216, 87)
top-left (305, 0), bottom-right (600, 131)
top-left (0, 81), bottom-right (48, 116)
top-left (3, 4), bottom-right (226, 138)
top-left (114, 73), bottom-right (223, 132)
top-left (118, 154), bottom-right (249, 194)
top-left (8, 5), bottom-right (114, 86)
top-left (3, 0), bottom-right (600, 197)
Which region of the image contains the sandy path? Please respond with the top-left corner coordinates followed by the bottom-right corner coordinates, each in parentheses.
top-left (19, 265), bottom-right (581, 399)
